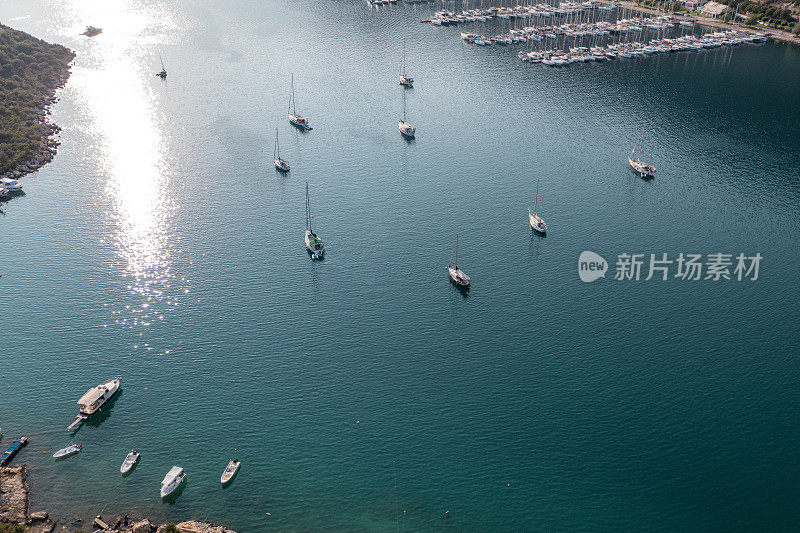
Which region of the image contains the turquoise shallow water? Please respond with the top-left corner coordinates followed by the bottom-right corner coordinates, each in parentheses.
top-left (1, 0), bottom-right (800, 531)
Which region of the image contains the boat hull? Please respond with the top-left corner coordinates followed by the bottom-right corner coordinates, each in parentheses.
top-left (628, 158), bottom-right (656, 177)
top-left (274, 158), bottom-right (290, 172)
top-left (78, 378), bottom-right (121, 416)
top-left (448, 267), bottom-right (471, 287)
top-left (305, 229), bottom-right (324, 260)
top-left (221, 461), bottom-right (241, 485)
top-left (121, 452), bottom-right (140, 474)
top-left (529, 211), bottom-right (547, 234)
top-left (398, 121), bottom-right (415, 138)
top-left (289, 113), bottom-right (312, 130)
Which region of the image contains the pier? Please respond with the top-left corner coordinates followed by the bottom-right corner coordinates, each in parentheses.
top-left (0, 436), bottom-right (28, 467)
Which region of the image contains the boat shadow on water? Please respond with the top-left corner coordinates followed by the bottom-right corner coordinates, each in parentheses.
top-left (161, 479), bottom-right (187, 505)
top-left (628, 167), bottom-right (655, 182)
top-left (449, 280), bottom-right (470, 299)
top-left (70, 390), bottom-right (123, 435)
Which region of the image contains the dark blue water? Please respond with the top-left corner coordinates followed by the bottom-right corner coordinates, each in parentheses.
top-left (1, 0), bottom-right (799, 530)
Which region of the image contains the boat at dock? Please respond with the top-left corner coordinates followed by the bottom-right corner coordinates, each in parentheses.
top-left (304, 182), bottom-right (324, 260)
top-left (288, 74), bottom-right (312, 130)
top-left (53, 443), bottom-right (81, 459)
top-left (273, 128), bottom-right (290, 172)
top-left (529, 180), bottom-right (547, 234)
top-left (160, 466), bottom-right (186, 498)
top-left (68, 377), bottom-right (121, 429)
top-left (0, 436), bottom-right (28, 466)
top-left (447, 234), bottom-right (471, 288)
top-left (120, 450), bottom-right (141, 474)
top-left (220, 459), bottom-right (241, 485)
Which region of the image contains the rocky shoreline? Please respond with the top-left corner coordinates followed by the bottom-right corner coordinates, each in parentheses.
top-left (0, 24), bottom-right (74, 186)
top-left (0, 466), bottom-right (236, 533)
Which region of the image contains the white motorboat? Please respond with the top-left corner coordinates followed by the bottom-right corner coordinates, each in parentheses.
top-left (0, 178), bottom-right (23, 194)
top-left (53, 443), bottom-right (81, 459)
top-left (529, 179), bottom-right (547, 234)
top-left (447, 234), bottom-right (471, 288)
top-left (220, 459), bottom-right (241, 484)
top-left (288, 73), bottom-right (312, 130)
top-left (160, 466), bottom-right (186, 498)
top-left (304, 182), bottom-right (324, 260)
top-left (120, 450), bottom-right (141, 474)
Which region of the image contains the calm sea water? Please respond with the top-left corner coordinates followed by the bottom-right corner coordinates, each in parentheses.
top-left (1, 0), bottom-right (799, 530)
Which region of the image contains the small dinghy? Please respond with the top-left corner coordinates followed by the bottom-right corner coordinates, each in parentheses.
top-left (220, 459), bottom-right (241, 485)
top-left (160, 466), bottom-right (186, 498)
top-left (53, 443), bottom-right (81, 459)
top-left (120, 450), bottom-right (141, 474)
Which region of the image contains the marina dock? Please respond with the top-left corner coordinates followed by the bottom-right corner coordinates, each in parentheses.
top-left (0, 436), bottom-right (28, 467)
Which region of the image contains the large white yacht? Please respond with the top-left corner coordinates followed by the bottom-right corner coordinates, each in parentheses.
top-left (160, 466), bottom-right (186, 498)
top-left (77, 377), bottom-right (121, 416)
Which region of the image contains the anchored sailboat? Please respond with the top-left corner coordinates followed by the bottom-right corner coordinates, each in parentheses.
top-left (398, 88), bottom-right (415, 139)
top-left (304, 182), bottom-right (324, 260)
top-left (156, 54), bottom-right (167, 79)
top-left (447, 234), bottom-right (471, 288)
top-left (628, 125), bottom-right (656, 178)
top-left (528, 180), bottom-right (547, 234)
top-left (288, 74), bottom-right (312, 130)
top-left (399, 41), bottom-right (414, 87)
top-left (273, 128), bottom-right (290, 172)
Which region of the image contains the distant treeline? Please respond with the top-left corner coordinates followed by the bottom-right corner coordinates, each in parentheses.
top-left (714, 0), bottom-right (798, 31)
top-left (0, 24), bottom-right (74, 174)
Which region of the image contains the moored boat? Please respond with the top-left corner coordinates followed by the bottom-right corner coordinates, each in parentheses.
top-left (68, 377), bottom-right (121, 429)
top-left (288, 74), bottom-right (312, 130)
top-left (220, 459), bottom-right (241, 485)
top-left (447, 234), bottom-right (471, 288)
top-left (529, 179), bottom-right (547, 234)
top-left (273, 128), bottom-right (290, 172)
top-left (0, 178), bottom-right (23, 194)
top-left (53, 443), bottom-right (81, 459)
top-left (304, 182), bottom-right (324, 260)
top-left (629, 125), bottom-right (656, 178)
top-left (120, 450), bottom-right (141, 474)
top-left (160, 466), bottom-right (186, 498)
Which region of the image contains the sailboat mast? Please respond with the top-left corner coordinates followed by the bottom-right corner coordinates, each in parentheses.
top-left (289, 74), bottom-right (296, 115)
top-left (305, 181), bottom-right (311, 232)
top-left (455, 234), bottom-right (459, 269)
top-left (274, 129), bottom-right (278, 159)
top-left (534, 179), bottom-right (540, 215)
top-left (402, 88), bottom-right (406, 122)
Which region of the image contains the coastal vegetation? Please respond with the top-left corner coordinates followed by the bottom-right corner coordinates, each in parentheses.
top-left (0, 522), bottom-right (25, 532)
top-left (0, 23), bottom-right (73, 175)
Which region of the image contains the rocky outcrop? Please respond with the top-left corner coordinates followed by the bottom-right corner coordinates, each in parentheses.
top-left (0, 466), bottom-right (235, 533)
top-left (0, 465), bottom-right (28, 523)
top-left (172, 521), bottom-right (237, 533)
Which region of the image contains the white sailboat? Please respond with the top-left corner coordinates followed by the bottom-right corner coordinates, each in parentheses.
top-left (273, 128), bottom-right (290, 172)
top-left (447, 234), bottom-right (471, 287)
top-left (628, 125), bottom-right (656, 178)
top-left (288, 74), bottom-right (312, 130)
top-left (305, 181), bottom-right (324, 260)
top-left (156, 53), bottom-right (166, 79)
top-left (528, 180), bottom-right (547, 234)
top-left (398, 88), bottom-right (415, 139)
top-left (399, 41), bottom-right (414, 87)
top-left (160, 466), bottom-right (186, 498)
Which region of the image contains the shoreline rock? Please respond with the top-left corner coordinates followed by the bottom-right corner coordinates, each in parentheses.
top-left (0, 466), bottom-right (236, 533)
top-left (0, 24), bottom-right (75, 187)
